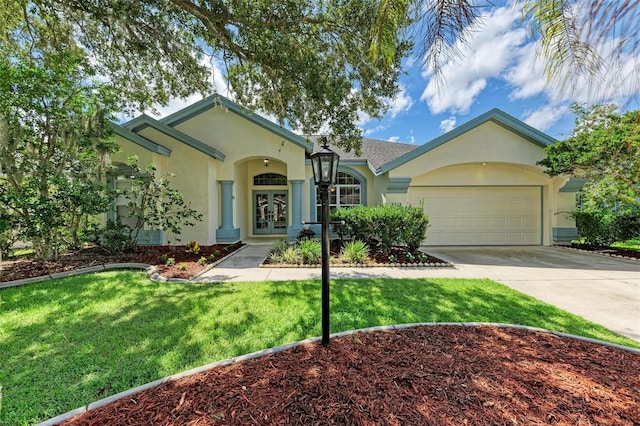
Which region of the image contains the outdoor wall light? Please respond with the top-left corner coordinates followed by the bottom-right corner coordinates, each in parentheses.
top-left (264, 158), bottom-right (269, 167)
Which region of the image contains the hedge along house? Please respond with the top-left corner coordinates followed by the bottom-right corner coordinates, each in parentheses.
top-left (109, 94), bottom-right (582, 246)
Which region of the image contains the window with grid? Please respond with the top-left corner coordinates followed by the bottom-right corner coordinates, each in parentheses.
top-left (316, 171), bottom-right (361, 218)
top-left (254, 173), bottom-right (287, 186)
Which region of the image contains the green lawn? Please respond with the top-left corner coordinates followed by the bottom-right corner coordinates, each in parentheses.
top-left (612, 238), bottom-right (640, 251)
top-left (1, 271), bottom-right (638, 425)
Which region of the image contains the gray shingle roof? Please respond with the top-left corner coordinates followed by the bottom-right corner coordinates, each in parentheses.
top-left (307, 135), bottom-right (418, 170)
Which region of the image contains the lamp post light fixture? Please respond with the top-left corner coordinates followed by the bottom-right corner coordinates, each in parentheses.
top-left (310, 136), bottom-right (340, 346)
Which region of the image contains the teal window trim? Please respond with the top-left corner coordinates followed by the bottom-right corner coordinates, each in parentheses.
top-left (309, 166), bottom-right (368, 221)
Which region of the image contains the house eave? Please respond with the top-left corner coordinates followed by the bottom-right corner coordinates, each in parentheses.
top-left (377, 108), bottom-right (556, 175)
top-left (159, 94), bottom-right (314, 154)
top-left (110, 123), bottom-right (172, 156)
top-left (123, 115), bottom-right (225, 161)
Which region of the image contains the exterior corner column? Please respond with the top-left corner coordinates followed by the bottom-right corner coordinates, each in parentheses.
top-left (287, 179), bottom-right (304, 241)
top-left (216, 180), bottom-right (240, 242)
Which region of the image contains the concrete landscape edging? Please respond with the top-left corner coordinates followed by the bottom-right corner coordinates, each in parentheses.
top-left (0, 245), bottom-right (250, 289)
top-left (37, 322), bottom-right (640, 426)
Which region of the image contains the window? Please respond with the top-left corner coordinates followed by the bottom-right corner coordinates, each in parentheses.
top-left (316, 171), bottom-right (361, 218)
top-left (254, 173), bottom-right (287, 186)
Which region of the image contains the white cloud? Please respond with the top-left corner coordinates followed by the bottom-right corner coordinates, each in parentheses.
top-left (504, 42), bottom-right (548, 100)
top-left (148, 56), bottom-right (231, 119)
top-left (387, 136), bottom-right (400, 142)
top-left (522, 104), bottom-right (570, 132)
top-left (439, 116), bottom-right (457, 133)
top-left (421, 6), bottom-right (527, 114)
top-left (388, 85), bottom-right (414, 117)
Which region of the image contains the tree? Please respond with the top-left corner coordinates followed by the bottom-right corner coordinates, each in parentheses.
top-left (0, 39), bottom-right (119, 259)
top-left (1, 0), bottom-right (412, 152)
top-left (539, 103), bottom-right (639, 207)
top-left (404, 0), bottom-right (640, 98)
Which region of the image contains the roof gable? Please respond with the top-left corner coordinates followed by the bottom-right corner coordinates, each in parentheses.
top-left (123, 115), bottom-right (224, 161)
top-left (308, 135), bottom-right (417, 172)
top-left (110, 123), bottom-right (172, 156)
top-left (377, 108), bottom-right (556, 175)
top-left (158, 94), bottom-right (313, 153)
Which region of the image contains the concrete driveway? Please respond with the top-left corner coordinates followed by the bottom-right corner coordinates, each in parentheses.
top-left (427, 246), bottom-right (640, 342)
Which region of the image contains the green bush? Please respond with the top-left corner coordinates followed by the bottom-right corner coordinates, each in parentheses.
top-left (332, 205), bottom-right (429, 254)
top-left (281, 246), bottom-right (302, 265)
top-left (572, 208), bottom-right (635, 247)
top-left (296, 227), bottom-right (316, 241)
top-left (614, 209), bottom-right (640, 241)
top-left (271, 239), bottom-right (289, 256)
top-left (340, 240), bottom-right (369, 263)
top-left (97, 219), bottom-right (136, 254)
top-left (298, 239), bottom-right (321, 264)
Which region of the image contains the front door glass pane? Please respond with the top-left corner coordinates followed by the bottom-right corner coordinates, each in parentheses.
top-left (254, 191), bottom-right (287, 234)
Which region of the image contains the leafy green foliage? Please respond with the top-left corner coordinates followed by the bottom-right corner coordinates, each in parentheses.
top-left (572, 207), bottom-right (640, 247)
top-left (539, 104), bottom-right (639, 208)
top-left (298, 239), bottom-right (322, 264)
top-left (340, 240), bottom-right (370, 264)
top-left (96, 219), bottom-right (136, 254)
top-left (2, 0), bottom-right (412, 152)
top-left (113, 157), bottom-right (203, 247)
top-left (296, 227), bottom-right (316, 242)
top-left (0, 42), bottom-right (118, 259)
top-left (332, 205), bottom-right (429, 254)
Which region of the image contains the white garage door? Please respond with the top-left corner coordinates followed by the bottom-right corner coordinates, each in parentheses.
top-left (408, 187), bottom-right (542, 246)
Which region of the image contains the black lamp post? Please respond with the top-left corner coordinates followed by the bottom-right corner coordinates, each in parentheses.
top-left (310, 136), bottom-right (340, 346)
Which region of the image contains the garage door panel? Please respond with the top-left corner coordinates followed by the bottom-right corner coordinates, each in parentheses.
top-left (409, 186), bottom-right (542, 246)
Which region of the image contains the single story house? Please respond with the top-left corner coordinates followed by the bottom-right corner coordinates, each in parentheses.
top-left (110, 94), bottom-right (581, 246)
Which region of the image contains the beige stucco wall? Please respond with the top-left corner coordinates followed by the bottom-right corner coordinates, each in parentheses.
top-left (383, 122), bottom-right (573, 245)
top-left (390, 122), bottom-right (547, 179)
top-left (113, 131), bottom-right (219, 245)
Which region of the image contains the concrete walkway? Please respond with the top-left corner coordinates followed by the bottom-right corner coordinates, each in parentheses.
top-left (200, 244), bottom-right (639, 342)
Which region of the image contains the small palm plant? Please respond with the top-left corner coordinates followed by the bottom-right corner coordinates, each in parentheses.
top-left (340, 240), bottom-right (369, 264)
top-left (298, 239), bottom-right (321, 264)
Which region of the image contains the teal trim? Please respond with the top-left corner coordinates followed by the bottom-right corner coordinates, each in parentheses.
top-left (110, 123), bottom-right (172, 156)
top-left (553, 227), bottom-right (578, 242)
top-left (216, 228), bottom-right (240, 243)
top-left (123, 115), bottom-right (224, 161)
top-left (288, 180), bottom-right (304, 242)
top-left (559, 178), bottom-right (588, 193)
top-left (219, 181), bottom-right (235, 230)
top-left (159, 94), bottom-right (313, 153)
top-left (137, 230), bottom-right (164, 245)
top-left (377, 108), bottom-right (556, 175)
top-left (387, 177), bottom-right (412, 193)
top-left (308, 166), bottom-right (368, 222)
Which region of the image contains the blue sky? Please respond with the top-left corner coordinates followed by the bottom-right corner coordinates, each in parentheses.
top-left (148, 1), bottom-right (640, 146)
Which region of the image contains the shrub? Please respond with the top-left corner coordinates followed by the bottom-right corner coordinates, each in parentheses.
top-left (208, 254), bottom-right (217, 263)
top-left (179, 263), bottom-right (187, 271)
top-left (160, 254), bottom-right (168, 263)
top-left (185, 241), bottom-right (200, 254)
top-left (571, 208), bottom-right (640, 247)
top-left (281, 246), bottom-right (302, 264)
top-left (97, 219), bottom-right (136, 254)
top-left (197, 256), bottom-right (207, 265)
top-left (298, 239), bottom-right (321, 264)
top-left (166, 257), bottom-right (175, 266)
top-left (332, 205), bottom-right (429, 254)
top-left (297, 227), bottom-right (316, 241)
top-left (614, 209), bottom-right (640, 241)
top-left (271, 239), bottom-right (289, 256)
top-left (340, 240), bottom-right (369, 264)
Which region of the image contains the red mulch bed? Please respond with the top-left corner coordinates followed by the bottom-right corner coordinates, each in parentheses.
top-left (61, 325), bottom-right (639, 425)
top-left (0, 243), bottom-right (243, 282)
top-left (561, 243), bottom-right (640, 260)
